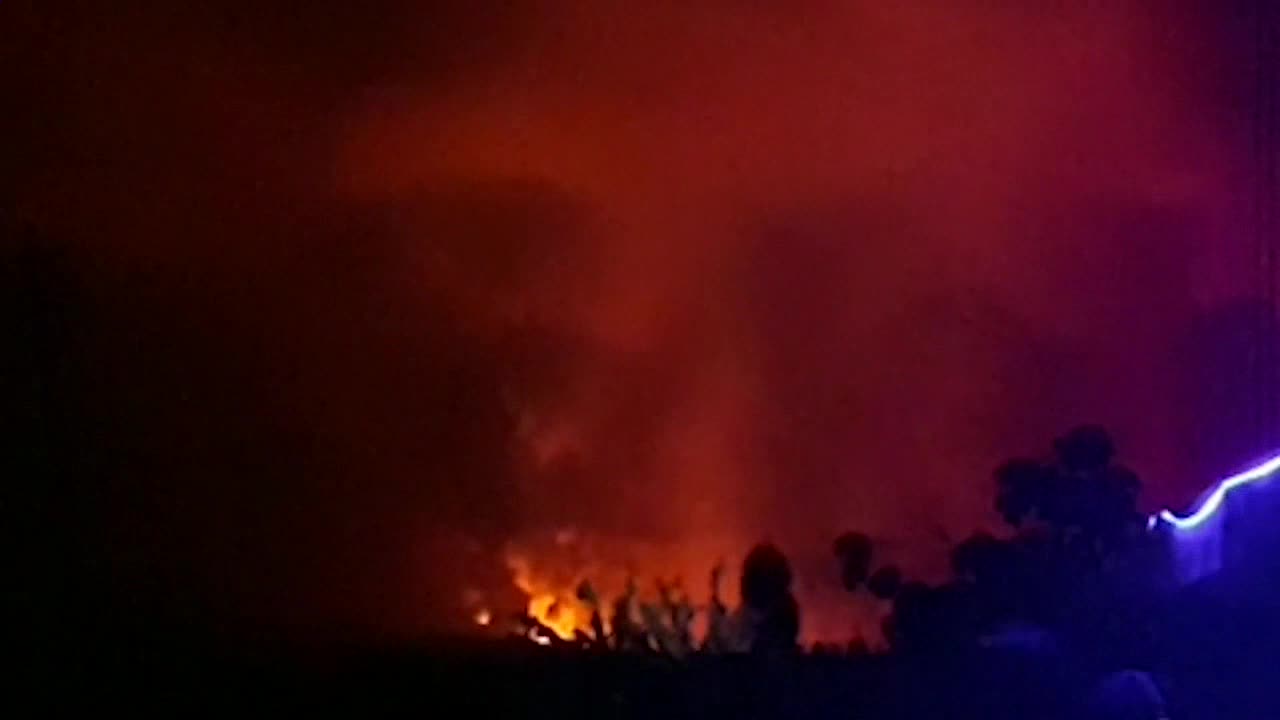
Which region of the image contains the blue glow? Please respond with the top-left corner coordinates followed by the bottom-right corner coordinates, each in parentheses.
top-left (1155, 454), bottom-right (1280, 530)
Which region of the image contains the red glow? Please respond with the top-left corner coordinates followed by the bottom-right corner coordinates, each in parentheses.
top-left (4, 1), bottom-right (1264, 644)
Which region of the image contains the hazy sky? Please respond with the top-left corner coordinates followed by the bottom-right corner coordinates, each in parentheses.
top-left (5, 1), bottom-right (1272, 642)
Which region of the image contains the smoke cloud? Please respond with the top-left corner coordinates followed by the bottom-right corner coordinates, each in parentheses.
top-left (4, 1), bottom-right (1267, 642)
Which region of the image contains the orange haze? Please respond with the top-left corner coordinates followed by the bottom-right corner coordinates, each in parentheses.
top-left (3, 1), bottom-right (1270, 644)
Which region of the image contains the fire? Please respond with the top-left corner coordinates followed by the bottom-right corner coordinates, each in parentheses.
top-left (473, 608), bottom-right (492, 626)
top-left (487, 531), bottom-right (890, 648)
top-left (491, 529), bottom-right (747, 645)
top-left (525, 592), bottom-right (591, 640)
top-left (505, 549), bottom-right (597, 640)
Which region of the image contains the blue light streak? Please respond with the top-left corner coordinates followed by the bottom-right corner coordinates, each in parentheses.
top-left (1155, 454), bottom-right (1280, 530)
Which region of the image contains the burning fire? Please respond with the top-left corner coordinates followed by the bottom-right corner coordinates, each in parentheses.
top-left (477, 530), bottom-right (894, 649)
top-left (476, 528), bottom-right (736, 645)
top-left (504, 550), bottom-right (597, 640)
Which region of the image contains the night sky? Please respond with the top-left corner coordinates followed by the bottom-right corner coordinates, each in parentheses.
top-left (4, 1), bottom-right (1274, 644)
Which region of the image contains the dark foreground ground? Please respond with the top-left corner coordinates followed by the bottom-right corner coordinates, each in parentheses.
top-left (28, 641), bottom-right (1078, 719)
top-left (25, 627), bottom-right (1280, 719)
top-left (22, 575), bottom-right (1280, 719)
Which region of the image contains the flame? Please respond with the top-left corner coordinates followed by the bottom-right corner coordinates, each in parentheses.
top-left (473, 608), bottom-right (492, 626)
top-left (505, 546), bottom-right (597, 641)
top-left (490, 531), bottom-right (893, 648)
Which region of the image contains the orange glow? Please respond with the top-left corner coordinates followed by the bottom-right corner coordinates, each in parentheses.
top-left (492, 528), bottom-right (905, 647)
top-left (505, 550), bottom-right (596, 641)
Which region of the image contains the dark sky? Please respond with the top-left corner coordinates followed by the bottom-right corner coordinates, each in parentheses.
top-left (4, 1), bottom-right (1274, 643)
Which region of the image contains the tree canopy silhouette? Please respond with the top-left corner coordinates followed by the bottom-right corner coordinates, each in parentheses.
top-left (995, 424), bottom-right (1143, 556)
top-left (880, 425), bottom-right (1155, 657)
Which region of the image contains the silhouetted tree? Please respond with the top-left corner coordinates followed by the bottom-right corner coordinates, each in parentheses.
top-left (833, 531), bottom-right (873, 591)
top-left (866, 565), bottom-right (903, 600)
top-left (950, 532), bottom-right (1003, 584)
top-left (883, 581), bottom-right (978, 653)
top-left (885, 426), bottom-right (1157, 658)
top-left (609, 577), bottom-right (645, 651)
top-left (1055, 424), bottom-right (1116, 472)
top-left (995, 425), bottom-right (1143, 559)
top-left (994, 458), bottom-right (1052, 527)
top-left (703, 562), bottom-right (737, 653)
top-left (575, 580), bottom-right (607, 647)
top-left (739, 543), bottom-right (800, 653)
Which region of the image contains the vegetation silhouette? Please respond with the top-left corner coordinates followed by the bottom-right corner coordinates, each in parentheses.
top-left (0, 236), bottom-right (1253, 718)
top-left (875, 425), bottom-right (1155, 661)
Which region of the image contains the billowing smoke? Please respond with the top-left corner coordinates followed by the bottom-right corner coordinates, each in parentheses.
top-left (3, 1), bottom-right (1267, 644)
